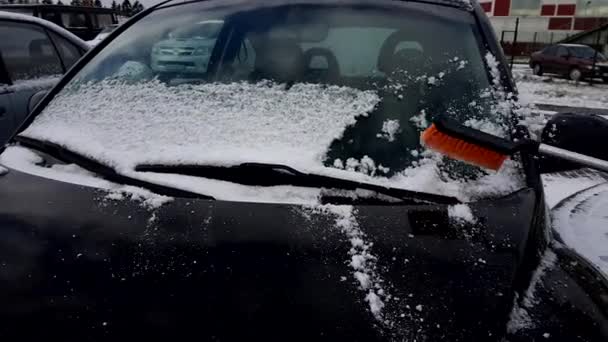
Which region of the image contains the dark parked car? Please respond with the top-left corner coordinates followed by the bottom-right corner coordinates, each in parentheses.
top-left (529, 43), bottom-right (608, 82)
top-left (0, 0), bottom-right (607, 341)
top-left (0, 4), bottom-right (120, 41)
top-left (0, 11), bottom-right (89, 144)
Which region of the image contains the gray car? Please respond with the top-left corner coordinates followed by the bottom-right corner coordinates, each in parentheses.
top-left (0, 11), bottom-right (89, 144)
top-left (151, 20), bottom-right (223, 75)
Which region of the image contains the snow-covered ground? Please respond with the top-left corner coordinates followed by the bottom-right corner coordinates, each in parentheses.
top-left (513, 64), bottom-right (608, 110)
top-left (515, 64), bottom-right (608, 276)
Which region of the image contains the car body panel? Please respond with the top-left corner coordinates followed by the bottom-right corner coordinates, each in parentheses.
top-left (0, 0), bottom-right (606, 340)
top-left (0, 164), bottom-right (605, 340)
top-left (0, 165), bottom-right (540, 340)
top-left (0, 87), bottom-right (15, 140)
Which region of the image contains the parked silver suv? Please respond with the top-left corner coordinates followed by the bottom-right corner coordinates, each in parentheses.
top-left (151, 20), bottom-right (223, 75)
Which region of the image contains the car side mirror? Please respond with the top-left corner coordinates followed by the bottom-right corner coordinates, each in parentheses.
top-left (540, 113), bottom-right (608, 173)
top-left (28, 90), bottom-right (48, 114)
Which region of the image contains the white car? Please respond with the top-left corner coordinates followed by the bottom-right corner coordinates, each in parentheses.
top-left (150, 20), bottom-right (223, 75)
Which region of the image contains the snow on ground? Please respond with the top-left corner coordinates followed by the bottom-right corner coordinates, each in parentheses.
top-left (513, 64), bottom-right (608, 110)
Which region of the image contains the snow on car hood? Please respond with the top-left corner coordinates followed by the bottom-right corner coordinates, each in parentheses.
top-left (20, 79), bottom-right (379, 172)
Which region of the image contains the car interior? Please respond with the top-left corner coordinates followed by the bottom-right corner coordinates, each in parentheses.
top-left (82, 6), bottom-right (494, 175)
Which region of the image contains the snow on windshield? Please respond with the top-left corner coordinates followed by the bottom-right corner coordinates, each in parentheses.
top-left (15, 51), bottom-right (528, 203)
top-left (21, 79), bottom-right (380, 171)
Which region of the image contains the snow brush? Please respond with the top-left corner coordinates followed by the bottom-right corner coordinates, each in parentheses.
top-left (421, 117), bottom-right (608, 173)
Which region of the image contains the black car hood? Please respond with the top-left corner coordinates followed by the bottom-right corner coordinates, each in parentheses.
top-left (0, 168), bottom-right (539, 341)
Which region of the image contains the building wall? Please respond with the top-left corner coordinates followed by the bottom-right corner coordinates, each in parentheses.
top-left (483, 0), bottom-right (608, 42)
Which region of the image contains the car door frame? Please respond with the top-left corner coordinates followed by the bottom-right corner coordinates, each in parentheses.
top-left (555, 46), bottom-right (571, 76)
top-left (541, 46), bottom-right (557, 73)
top-left (0, 17), bottom-right (73, 139)
top-left (0, 20), bottom-right (17, 144)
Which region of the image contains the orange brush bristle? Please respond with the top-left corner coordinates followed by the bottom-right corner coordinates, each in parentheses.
top-left (421, 124), bottom-right (508, 171)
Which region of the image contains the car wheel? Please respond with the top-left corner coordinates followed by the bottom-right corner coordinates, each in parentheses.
top-left (569, 68), bottom-right (582, 81)
top-left (603, 77), bottom-right (608, 84)
top-left (532, 63), bottom-right (543, 76)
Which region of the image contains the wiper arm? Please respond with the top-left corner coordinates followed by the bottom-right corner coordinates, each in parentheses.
top-left (135, 162), bottom-right (459, 205)
top-left (13, 136), bottom-right (214, 200)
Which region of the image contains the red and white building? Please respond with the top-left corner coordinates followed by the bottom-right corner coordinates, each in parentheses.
top-left (480, 0), bottom-right (608, 43)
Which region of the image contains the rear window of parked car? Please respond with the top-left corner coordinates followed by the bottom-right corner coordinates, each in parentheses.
top-left (569, 46), bottom-right (607, 61)
top-left (0, 21), bottom-right (63, 83)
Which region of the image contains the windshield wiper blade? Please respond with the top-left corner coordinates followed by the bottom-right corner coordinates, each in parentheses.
top-left (13, 136), bottom-right (214, 200)
top-left (135, 162), bottom-right (459, 205)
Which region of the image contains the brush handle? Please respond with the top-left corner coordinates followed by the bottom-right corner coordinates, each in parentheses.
top-left (539, 144), bottom-right (608, 173)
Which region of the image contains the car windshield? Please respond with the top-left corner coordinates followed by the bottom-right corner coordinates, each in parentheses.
top-left (14, 1), bottom-right (523, 201)
top-left (569, 46), bottom-right (607, 61)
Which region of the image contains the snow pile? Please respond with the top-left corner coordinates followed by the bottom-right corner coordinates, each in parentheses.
top-left (506, 249), bottom-right (557, 333)
top-left (447, 204), bottom-right (476, 224)
top-left (376, 119), bottom-right (400, 142)
top-left (409, 110), bottom-right (429, 129)
top-left (463, 117), bottom-right (507, 136)
top-left (8, 75), bottom-right (61, 92)
top-left (482, 53), bottom-right (514, 135)
top-left (104, 186), bottom-right (173, 210)
top-left (513, 105), bottom-right (548, 141)
top-left (0, 146), bottom-right (172, 209)
top-left (130, 170), bottom-right (323, 204)
top-left (2, 145), bottom-right (325, 205)
top-left (552, 183), bottom-right (608, 276)
top-left (21, 79), bottom-right (380, 171)
top-left (387, 152), bottom-right (523, 201)
top-left (0, 146), bottom-right (114, 189)
top-left (331, 156), bottom-right (389, 176)
top-left (311, 205), bottom-right (388, 320)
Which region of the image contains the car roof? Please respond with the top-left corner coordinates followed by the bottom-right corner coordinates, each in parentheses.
top-left (0, 4), bottom-right (115, 13)
top-left (162, 0), bottom-right (474, 11)
top-left (0, 10), bottom-right (89, 51)
top-left (559, 44), bottom-right (590, 48)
